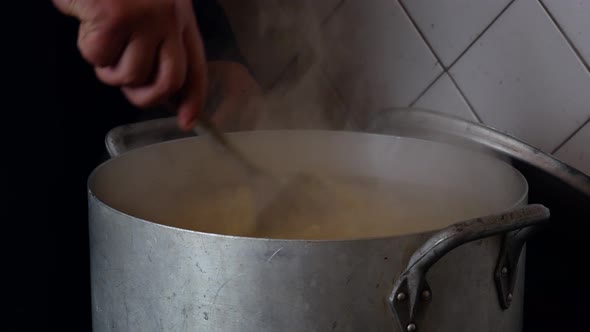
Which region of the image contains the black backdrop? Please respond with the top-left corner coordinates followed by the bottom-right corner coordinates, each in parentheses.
top-left (8, 1), bottom-right (240, 330)
top-left (12, 3), bottom-right (138, 330)
top-left (9, 3), bottom-right (588, 331)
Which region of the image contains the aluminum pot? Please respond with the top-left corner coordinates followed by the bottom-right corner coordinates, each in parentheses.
top-left (88, 127), bottom-right (549, 331)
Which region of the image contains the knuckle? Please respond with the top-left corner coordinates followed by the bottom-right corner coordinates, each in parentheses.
top-left (100, 0), bottom-right (130, 26)
top-left (119, 69), bottom-right (143, 86)
top-left (95, 69), bottom-right (114, 85)
top-left (97, 65), bottom-right (145, 88)
top-left (66, 0), bottom-right (79, 15)
top-left (125, 90), bottom-right (154, 108)
top-left (132, 98), bottom-right (153, 109)
top-left (53, 0), bottom-right (81, 16)
top-left (104, 11), bottom-right (128, 32)
top-left (160, 0), bottom-right (178, 19)
top-left (131, 74), bottom-right (183, 108)
top-left (156, 72), bottom-right (184, 97)
top-left (78, 31), bottom-right (111, 66)
top-left (125, 76), bottom-right (182, 109)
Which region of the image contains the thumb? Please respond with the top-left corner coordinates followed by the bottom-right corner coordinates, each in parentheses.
top-left (52, 0), bottom-right (82, 18)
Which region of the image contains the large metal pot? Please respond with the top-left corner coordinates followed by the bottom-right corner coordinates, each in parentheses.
top-left (88, 123), bottom-right (549, 331)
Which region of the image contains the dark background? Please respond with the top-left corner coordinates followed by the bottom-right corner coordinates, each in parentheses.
top-left (11, 3), bottom-right (140, 329)
top-left (11, 2), bottom-right (587, 332)
top-left (8, 1), bottom-right (240, 330)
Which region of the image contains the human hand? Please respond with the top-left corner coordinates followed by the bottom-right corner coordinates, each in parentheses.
top-left (52, 0), bottom-right (207, 130)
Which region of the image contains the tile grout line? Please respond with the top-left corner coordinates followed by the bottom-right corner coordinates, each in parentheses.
top-left (537, 0), bottom-right (590, 73)
top-left (446, 0), bottom-right (516, 70)
top-left (531, 1), bottom-right (590, 172)
top-left (446, 72), bottom-right (483, 123)
top-left (267, 0), bottom-right (348, 94)
top-left (408, 71), bottom-right (445, 107)
top-left (398, 0), bottom-right (480, 120)
top-left (397, 0), bottom-right (446, 107)
top-left (437, 0), bottom-right (516, 123)
top-left (318, 68), bottom-right (359, 127)
top-left (265, 54), bottom-right (300, 94)
top-left (538, 0), bottom-right (590, 154)
top-left (551, 117), bottom-right (590, 154)
top-left (397, 0), bottom-right (445, 68)
top-left (318, 0), bottom-right (351, 124)
top-left (321, 0), bottom-right (347, 26)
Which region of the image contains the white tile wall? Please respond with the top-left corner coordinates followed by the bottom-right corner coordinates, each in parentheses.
top-left (541, 0), bottom-right (590, 67)
top-left (224, 0), bottom-right (590, 175)
top-left (555, 121), bottom-right (590, 176)
top-left (401, 0), bottom-right (512, 67)
top-left (414, 73), bottom-right (478, 122)
top-left (449, 0), bottom-right (590, 153)
top-left (321, 0), bottom-right (442, 115)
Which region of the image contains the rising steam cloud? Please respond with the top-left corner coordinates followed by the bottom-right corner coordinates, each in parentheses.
top-left (218, 0), bottom-right (355, 131)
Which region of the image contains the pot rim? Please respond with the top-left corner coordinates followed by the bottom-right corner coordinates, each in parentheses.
top-left (87, 129), bottom-right (529, 243)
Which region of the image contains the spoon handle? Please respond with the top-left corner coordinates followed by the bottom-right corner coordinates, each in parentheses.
top-left (193, 84), bottom-right (265, 176)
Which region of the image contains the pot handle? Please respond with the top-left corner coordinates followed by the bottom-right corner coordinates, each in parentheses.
top-left (105, 117), bottom-right (194, 157)
top-left (388, 204), bottom-right (550, 332)
top-left (494, 225), bottom-right (542, 310)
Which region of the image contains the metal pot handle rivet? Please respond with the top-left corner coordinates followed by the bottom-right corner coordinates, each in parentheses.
top-left (388, 204), bottom-right (550, 331)
top-left (494, 222), bottom-right (546, 310)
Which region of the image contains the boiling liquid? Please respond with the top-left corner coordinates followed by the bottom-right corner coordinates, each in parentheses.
top-left (163, 173), bottom-right (495, 240)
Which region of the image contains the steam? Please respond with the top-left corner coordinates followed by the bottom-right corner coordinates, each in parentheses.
top-left (209, 2), bottom-right (522, 228)
top-left (218, 0), bottom-right (354, 131)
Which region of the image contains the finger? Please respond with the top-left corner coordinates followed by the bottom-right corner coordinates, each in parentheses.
top-left (52, 0), bottom-right (81, 17)
top-left (54, 0), bottom-right (129, 67)
top-left (78, 21), bottom-right (128, 67)
top-left (95, 37), bottom-right (160, 87)
top-left (176, 23), bottom-right (208, 130)
top-left (122, 34), bottom-right (187, 108)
